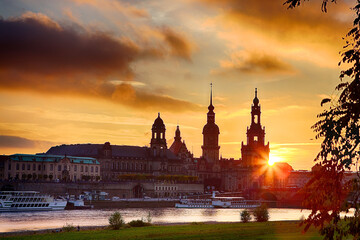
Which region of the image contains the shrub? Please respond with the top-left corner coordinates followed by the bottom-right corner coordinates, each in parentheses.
top-left (252, 204), bottom-right (269, 222)
top-left (240, 209), bottom-right (251, 223)
top-left (109, 211), bottom-right (124, 230)
top-left (62, 223), bottom-right (76, 232)
top-left (128, 219), bottom-right (151, 227)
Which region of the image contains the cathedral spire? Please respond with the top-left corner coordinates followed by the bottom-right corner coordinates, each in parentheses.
top-left (208, 83), bottom-right (214, 112)
top-left (210, 83), bottom-right (213, 106)
top-left (253, 88), bottom-right (259, 106)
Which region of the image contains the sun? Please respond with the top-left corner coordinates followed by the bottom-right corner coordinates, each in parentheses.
top-left (268, 155), bottom-right (281, 166)
top-left (268, 158), bottom-right (275, 166)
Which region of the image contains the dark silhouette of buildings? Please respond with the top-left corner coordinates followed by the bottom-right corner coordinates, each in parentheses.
top-left (202, 83), bottom-right (220, 164)
top-left (241, 88), bottom-right (270, 168)
top-left (0, 86), bottom-right (275, 194)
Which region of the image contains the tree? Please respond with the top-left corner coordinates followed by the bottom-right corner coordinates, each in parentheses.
top-left (108, 211), bottom-right (124, 230)
top-left (284, 0), bottom-right (360, 239)
top-left (240, 209), bottom-right (252, 223)
top-left (252, 204), bottom-right (269, 222)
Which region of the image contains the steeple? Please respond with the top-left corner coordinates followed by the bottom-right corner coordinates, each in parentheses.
top-left (253, 88), bottom-right (259, 106)
top-left (209, 83), bottom-right (214, 111)
top-left (202, 83), bottom-right (220, 163)
top-left (241, 88), bottom-right (269, 168)
top-left (174, 125), bottom-right (181, 141)
top-left (207, 83), bottom-right (215, 123)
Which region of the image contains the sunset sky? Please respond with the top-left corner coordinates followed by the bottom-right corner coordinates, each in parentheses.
top-left (0, 0), bottom-right (355, 170)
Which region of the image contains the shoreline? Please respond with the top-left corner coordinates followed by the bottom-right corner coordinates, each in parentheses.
top-left (0, 220), bottom-right (301, 238)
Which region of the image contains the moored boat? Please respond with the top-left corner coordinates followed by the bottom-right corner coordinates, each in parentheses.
top-left (175, 192), bottom-right (261, 209)
top-left (0, 191), bottom-right (67, 212)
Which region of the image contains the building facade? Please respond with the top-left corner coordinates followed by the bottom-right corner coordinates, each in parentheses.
top-left (1, 154), bottom-right (100, 182)
top-left (46, 114), bottom-right (198, 182)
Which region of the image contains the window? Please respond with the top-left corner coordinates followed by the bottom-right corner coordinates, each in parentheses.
top-left (91, 166), bottom-right (94, 172)
top-left (254, 136), bottom-right (258, 141)
top-left (16, 163), bottom-right (19, 170)
top-left (22, 164), bottom-right (25, 170)
top-left (33, 164), bottom-right (36, 171)
top-left (96, 166), bottom-right (98, 172)
top-left (85, 166), bottom-right (88, 172)
top-left (43, 165), bottom-right (46, 171)
top-left (58, 165), bottom-right (61, 171)
top-left (74, 165), bottom-right (77, 171)
top-left (254, 115), bottom-right (258, 124)
top-left (81, 166), bottom-right (84, 172)
top-left (38, 165), bottom-right (41, 171)
top-left (8, 163), bottom-right (11, 170)
top-left (112, 162), bottom-right (115, 170)
top-left (27, 164), bottom-right (30, 170)
top-left (50, 164), bottom-right (53, 171)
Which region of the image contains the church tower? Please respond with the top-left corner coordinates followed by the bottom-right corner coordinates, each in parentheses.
top-left (241, 89), bottom-right (270, 168)
top-left (202, 84), bottom-right (220, 163)
top-left (150, 113), bottom-right (167, 157)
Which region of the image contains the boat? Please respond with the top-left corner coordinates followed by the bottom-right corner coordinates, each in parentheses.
top-left (0, 191), bottom-right (67, 212)
top-left (65, 194), bottom-right (93, 210)
top-left (175, 192), bottom-right (261, 209)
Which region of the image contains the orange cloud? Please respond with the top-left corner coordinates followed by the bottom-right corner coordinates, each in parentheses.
top-left (217, 51), bottom-right (295, 75)
top-left (161, 27), bottom-right (194, 61)
top-left (0, 13), bottom-right (198, 112)
top-left (111, 83), bottom-right (202, 112)
top-left (199, 0), bottom-right (353, 68)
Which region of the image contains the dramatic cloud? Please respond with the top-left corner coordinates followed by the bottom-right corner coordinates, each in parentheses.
top-left (161, 27), bottom-right (194, 61)
top-left (217, 51), bottom-right (294, 75)
top-left (111, 83), bottom-right (202, 112)
top-left (199, 0), bottom-right (352, 69)
top-left (0, 12), bottom-right (198, 112)
top-left (0, 12), bottom-right (140, 78)
top-left (0, 135), bottom-right (53, 149)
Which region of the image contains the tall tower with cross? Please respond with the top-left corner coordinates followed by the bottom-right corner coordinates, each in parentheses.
top-left (202, 83), bottom-right (220, 163)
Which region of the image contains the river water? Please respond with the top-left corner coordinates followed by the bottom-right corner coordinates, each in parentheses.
top-left (0, 208), bottom-right (313, 232)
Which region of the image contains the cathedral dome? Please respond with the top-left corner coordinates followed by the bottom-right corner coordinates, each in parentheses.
top-left (202, 122), bottom-right (220, 134)
top-left (152, 113), bottom-right (165, 130)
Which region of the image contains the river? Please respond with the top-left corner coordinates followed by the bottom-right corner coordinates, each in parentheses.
top-left (0, 208), bottom-right (313, 232)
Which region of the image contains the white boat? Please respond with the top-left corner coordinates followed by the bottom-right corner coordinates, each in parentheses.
top-left (175, 192), bottom-right (261, 209)
top-left (0, 191), bottom-right (67, 212)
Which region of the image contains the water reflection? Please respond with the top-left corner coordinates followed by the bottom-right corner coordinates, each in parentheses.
top-left (201, 209), bottom-right (217, 216)
top-left (0, 208), bottom-right (315, 233)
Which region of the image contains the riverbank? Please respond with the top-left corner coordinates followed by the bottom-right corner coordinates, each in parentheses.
top-left (2, 221), bottom-right (321, 240)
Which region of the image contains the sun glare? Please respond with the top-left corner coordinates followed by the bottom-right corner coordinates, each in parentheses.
top-left (268, 155), bottom-right (282, 166)
top-left (268, 158), bottom-right (275, 166)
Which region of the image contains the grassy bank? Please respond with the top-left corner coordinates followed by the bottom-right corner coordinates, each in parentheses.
top-left (3, 221), bottom-right (321, 240)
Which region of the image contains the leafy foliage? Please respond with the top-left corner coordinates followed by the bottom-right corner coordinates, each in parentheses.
top-left (284, 0), bottom-right (360, 239)
top-left (108, 211), bottom-right (124, 230)
top-left (62, 223), bottom-right (76, 232)
top-left (128, 219), bottom-right (151, 227)
top-left (283, 0), bottom-right (336, 12)
top-left (240, 209), bottom-right (252, 223)
top-left (252, 204), bottom-right (269, 222)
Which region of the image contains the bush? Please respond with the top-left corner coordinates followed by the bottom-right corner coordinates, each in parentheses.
top-left (109, 211), bottom-right (124, 230)
top-left (128, 219), bottom-right (151, 227)
top-left (240, 209), bottom-right (251, 223)
top-left (252, 204), bottom-right (269, 222)
top-left (62, 223), bottom-right (76, 232)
